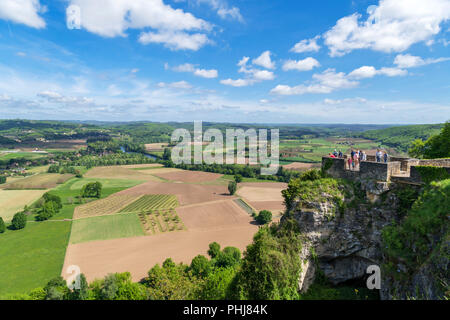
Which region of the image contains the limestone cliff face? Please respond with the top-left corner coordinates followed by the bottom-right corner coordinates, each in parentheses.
top-left (285, 179), bottom-right (448, 300)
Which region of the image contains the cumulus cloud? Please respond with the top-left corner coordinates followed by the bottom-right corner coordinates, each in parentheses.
top-left (323, 0), bottom-right (450, 56)
top-left (347, 66), bottom-right (407, 79)
top-left (282, 57), bottom-right (320, 72)
top-left (290, 36), bottom-right (321, 53)
top-left (170, 63), bottom-right (218, 78)
top-left (139, 30), bottom-right (210, 51)
top-left (252, 51), bottom-right (275, 69)
top-left (192, 0), bottom-right (243, 22)
top-left (394, 53), bottom-right (450, 68)
top-left (0, 0), bottom-right (46, 28)
top-left (271, 69), bottom-right (359, 95)
top-left (221, 55), bottom-right (275, 87)
top-left (67, 0), bottom-right (212, 50)
top-left (272, 63), bottom-right (407, 96)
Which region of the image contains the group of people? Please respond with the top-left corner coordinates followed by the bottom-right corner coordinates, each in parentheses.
top-left (328, 148), bottom-right (389, 170)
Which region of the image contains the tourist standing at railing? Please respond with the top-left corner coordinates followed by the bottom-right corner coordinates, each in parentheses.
top-left (362, 151), bottom-right (367, 161)
top-left (347, 156), bottom-right (352, 170)
top-left (353, 151), bottom-right (359, 169)
top-left (338, 150), bottom-right (343, 158)
top-left (376, 149), bottom-right (382, 162)
top-left (384, 151), bottom-right (389, 163)
top-left (333, 149), bottom-right (338, 157)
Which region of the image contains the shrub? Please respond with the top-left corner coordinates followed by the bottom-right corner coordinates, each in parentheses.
top-left (0, 175), bottom-right (6, 184)
top-left (228, 181), bottom-right (237, 195)
top-left (37, 201), bottom-right (58, 221)
top-left (43, 192), bottom-right (62, 209)
top-left (207, 242), bottom-right (221, 259)
top-left (81, 181), bottom-right (102, 198)
top-left (11, 212), bottom-right (27, 230)
top-left (234, 174), bottom-right (243, 183)
top-left (48, 165), bottom-right (60, 173)
top-left (256, 210), bottom-right (272, 225)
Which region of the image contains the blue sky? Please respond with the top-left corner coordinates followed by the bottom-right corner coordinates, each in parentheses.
top-left (0, 0), bottom-right (449, 124)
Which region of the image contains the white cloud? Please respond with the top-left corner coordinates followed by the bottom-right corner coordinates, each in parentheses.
top-left (273, 63), bottom-right (408, 96)
top-left (252, 51), bottom-right (275, 69)
top-left (220, 78), bottom-right (253, 87)
top-left (158, 81), bottom-right (193, 89)
top-left (194, 68), bottom-right (218, 78)
top-left (37, 91), bottom-right (93, 104)
top-left (324, 0), bottom-right (450, 56)
top-left (68, 0), bottom-right (211, 50)
top-left (347, 66), bottom-right (378, 79)
top-left (271, 69), bottom-right (359, 95)
top-left (252, 70), bottom-right (275, 81)
top-left (282, 57), bottom-right (320, 72)
top-left (195, 0), bottom-right (243, 22)
top-left (139, 30), bottom-right (209, 51)
top-left (220, 56), bottom-right (275, 87)
top-left (171, 63), bottom-right (218, 78)
top-left (0, 0), bottom-right (46, 28)
top-left (394, 53), bottom-right (450, 68)
top-left (290, 36), bottom-right (321, 53)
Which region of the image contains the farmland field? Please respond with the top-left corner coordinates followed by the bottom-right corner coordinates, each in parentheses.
top-left (0, 189), bottom-right (48, 222)
top-left (70, 214), bottom-right (145, 244)
top-left (138, 209), bottom-right (185, 235)
top-left (119, 194), bottom-right (178, 213)
top-left (84, 166), bottom-right (164, 181)
top-left (73, 194), bottom-right (143, 219)
top-left (2, 173), bottom-right (73, 190)
top-left (69, 178), bottom-right (143, 190)
top-left (279, 137), bottom-right (400, 163)
top-left (0, 220), bottom-right (72, 297)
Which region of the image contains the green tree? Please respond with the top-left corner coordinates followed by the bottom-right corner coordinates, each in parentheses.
top-left (163, 148), bottom-right (171, 160)
top-left (234, 174), bottom-right (243, 183)
top-left (231, 223), bottom-right (303, 300)
top-left (408, 121), bottom-right (450, 159)
top-left (199, 267), bottom-right (237, 300)
top-left (228, 181), bottom-right (237, 195)
top-left (43, 192), bottom-right (62, 209)
top-left (190, 255), bottom-right (212, 278)
top-left (0, 217), bottom-right (5, 233)
top-left (215, 247), bottom-right (241, 268)
top-left (11, 212), bottom-right (27, 230)
top-left (207, 242), bottom-right (221, 259)
top-left (44, 277), bottom-right (69, 300)
top-left (0, 176), bottom-right (6, 184)
top-left (37, 201), bottom-right (57, 221)
top-left (256, 210), bottom-right (272, 225)
top-left (143, 259), bottom-right (201, 300)
top-left (71, 273), bottom-right (89, 300)
top-left (81, 181), bottom-right (102, 198)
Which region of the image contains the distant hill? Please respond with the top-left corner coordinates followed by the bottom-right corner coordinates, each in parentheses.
top-left (358, 123), bottom-right (445, 153)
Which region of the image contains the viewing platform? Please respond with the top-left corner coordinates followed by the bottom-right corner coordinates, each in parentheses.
top-left (322, 156), bottom-right (450, 185)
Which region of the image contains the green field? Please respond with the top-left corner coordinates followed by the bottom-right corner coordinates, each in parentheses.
top-left (0, 152), bottom-right (47, 160)
top-left (70, 213), bottom-right (145, 244)
top-left (120, 194), bottom-right (178, 213)
top-left (279, 137), bottom-right (402, 162)
top-left (0, 220), bottom-right (72, 297)
top-left (69, 178), bottom-right (142, 190)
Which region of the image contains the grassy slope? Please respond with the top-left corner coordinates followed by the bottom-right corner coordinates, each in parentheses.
top-left (0, 220), bottom-right (71, 296)
top-left (70, 213), bottom-right (144, 244)
top-left (359, 123), bottom-right (444, 152)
